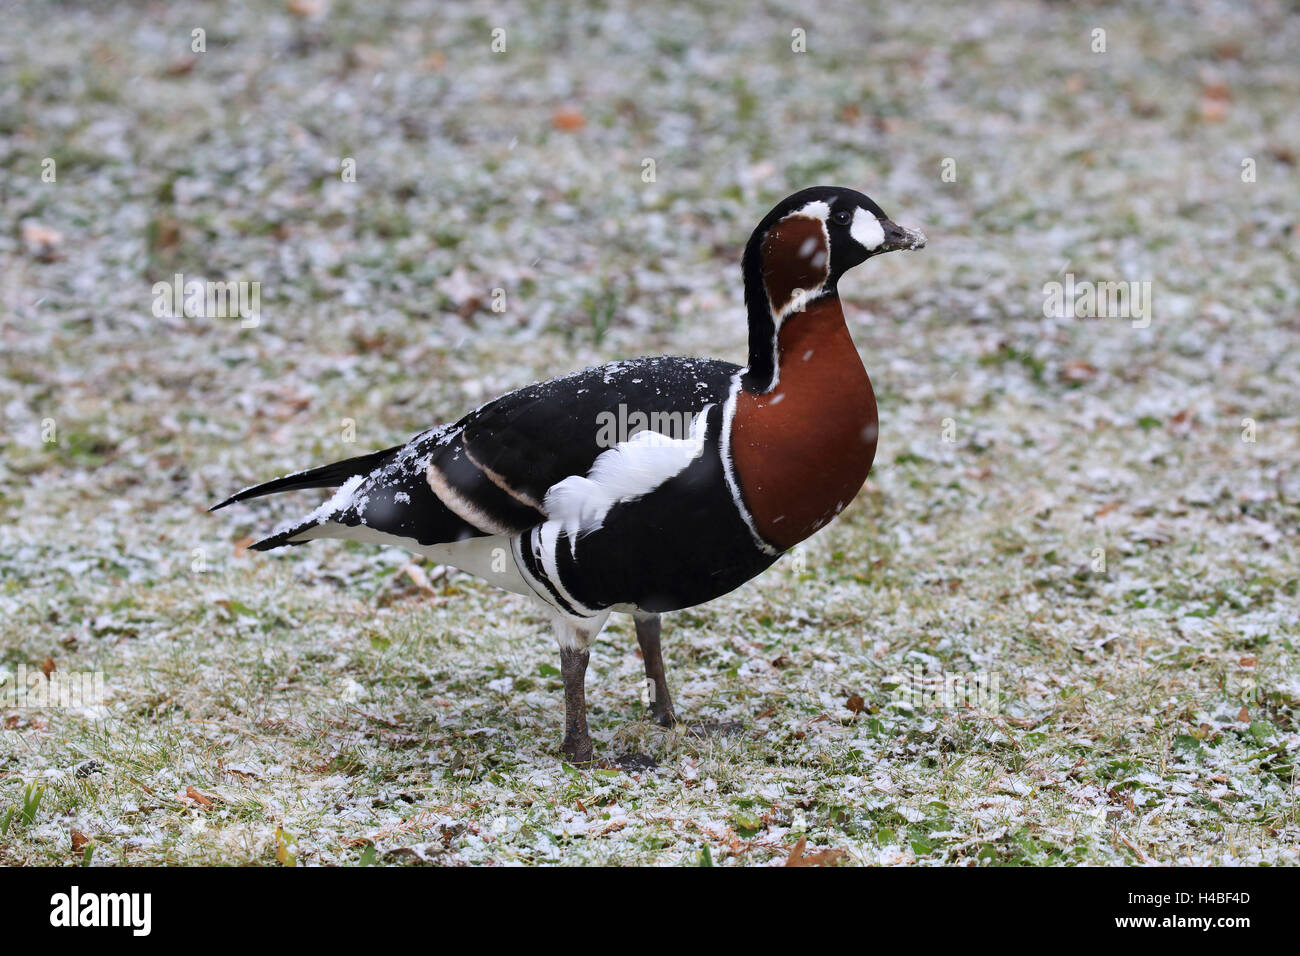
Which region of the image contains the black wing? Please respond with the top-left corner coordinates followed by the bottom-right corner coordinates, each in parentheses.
top-left (248, 356), bottom-right (740, 550)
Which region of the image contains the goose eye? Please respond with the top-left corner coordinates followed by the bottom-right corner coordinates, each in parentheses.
top-left (831, 210), bottom-right (852, 225)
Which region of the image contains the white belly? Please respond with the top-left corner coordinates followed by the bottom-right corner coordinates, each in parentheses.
top-left (307, 523), bottom-right (537, 598)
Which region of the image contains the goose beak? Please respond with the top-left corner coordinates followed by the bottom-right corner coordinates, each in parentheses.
top-left (877, 220), bottom-right (928, 253)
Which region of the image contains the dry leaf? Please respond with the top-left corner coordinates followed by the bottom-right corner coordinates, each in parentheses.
top-left (21, 221), bottom-right (63, 261)
top-left (185, 785), bottom-right (214, 808)
top-left (1268, 145), bottom-right (1295, 166)
top-left (234, 535), bottom-right (256, 557)
top-left (149, 215), bottom-right (182, 253)
top-left (219, 759), bottom-right (262, 781)
top-left (288, 0), bottom-right (324, 17)
top-left (846, 695), bottom-right (866, 715)
top-left (164, 55), bottom-right (197, 76)
top-left (552, 108), bottom-right (586, 131)
top-left (398, 563), bottom-right (441, 595)
top-left (1201, 80), bottom-right (1231, 102)
top-left (275, 826), bottom-right (297, 866)
top-left (1059, 360), bottom-right (1098, 385)
top-left (41, 657), bottom-right (56, 678)
top-left (71, 831), bottom-right (90, 853)
top-left (1212, 41), bottom-right (1242, 61)
top-left (1236, 706), bottom-right (1250, 723)
top-left (1198, 94), bottom-right (1228, 122)
top-left (784, 836), bottom-right (847, 867)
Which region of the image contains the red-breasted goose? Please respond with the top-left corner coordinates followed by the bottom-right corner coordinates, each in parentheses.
top-left (213, 186), bottom-right (926, 763)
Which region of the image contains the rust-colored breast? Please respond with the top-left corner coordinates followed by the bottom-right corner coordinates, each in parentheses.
top-left (731, 297), bottom-right (878, 550)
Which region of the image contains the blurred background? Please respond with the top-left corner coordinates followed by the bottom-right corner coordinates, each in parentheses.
top-left (0, 0), bottom-right (1296, 865)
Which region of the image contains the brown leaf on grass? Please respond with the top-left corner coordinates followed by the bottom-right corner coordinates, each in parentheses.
top-left (218, 758), bottom-right (262, 781)
top-left (1201, 79), bottom-right (1231, 102)
top-left (275, 826), bottom-right (297, 866)
top-left (846, 695), bottom-right (866, 715)
top-left (784, 836), bottom-right (847, 867)
top-left (41, 657), bottom-right (56, 678)
top-left (552, 108), bottom-right (586, 131)
top-left (1059, 360), bottom-right (1098, 385)
top-left (1269, 145), bottom-right (1296, 166)
top-left (1199, 99), bottom-right (1228, 122)
top-left (233, 535), bottom-right (256, 557)
top-left (185, 786), bottom-right (214, 808)
top-left (1198, 81), bottom-right (1230, 122)
top-left (71, 831), bottom-right (90, 853)
top-left (288, 0), bottom-right (325, 17)
top-left (396, 563), bottom-right (445, 596)
top-left (1237, 706), bottom-right (1250, 723)
top-left (1002, 715), bottom-right (1040, 728)
top-left (1212, 40), bottom-right (1242, 61)
top-left (21, 221), bottom-right (63, 262)
top-left (771, 655), bottom-right (791, 669)
top-left (1170, 408), bottom-right (1197, 436)
top-left (148, 214), bottom-right (182, 253)
top-left (164, 55), bottom-right (197, 76)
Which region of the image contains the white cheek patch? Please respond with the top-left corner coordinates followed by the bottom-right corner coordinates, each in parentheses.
top-left (850, 207), bottom-right (885, 251)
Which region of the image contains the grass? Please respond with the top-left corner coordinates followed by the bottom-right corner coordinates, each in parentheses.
top-left (0, 0), bottom-right (1297, 866)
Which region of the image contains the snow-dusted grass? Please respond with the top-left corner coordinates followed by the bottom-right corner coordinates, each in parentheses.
top-left (1, 0), bottom-right (1297, 865)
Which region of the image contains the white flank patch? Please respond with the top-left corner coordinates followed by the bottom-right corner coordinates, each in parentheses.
top-left (543, 408), bottom-right (711, 537)
top-left (850, 207), bottom-right (886, 250)
top-left (309, 522), bottom-right (539, 599)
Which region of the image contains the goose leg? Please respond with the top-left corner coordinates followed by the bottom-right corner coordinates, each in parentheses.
top-left (634, 612), bottom-right (676, 728)
top-left (559, 645), bottom-right (593, 763)
top-left (553, 613), bottom-right (608, 764)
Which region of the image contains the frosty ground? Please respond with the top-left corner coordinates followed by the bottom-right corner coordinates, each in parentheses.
top-left (1, 0), bottom-right (1297, 865)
